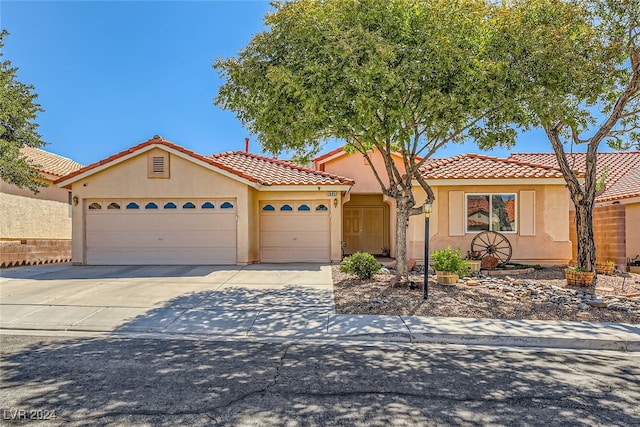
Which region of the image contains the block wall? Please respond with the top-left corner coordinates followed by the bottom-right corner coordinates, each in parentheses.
top-left (569, 204), bottom-right (626, 265)
top-left (0, 239), bottom-right (72, 268)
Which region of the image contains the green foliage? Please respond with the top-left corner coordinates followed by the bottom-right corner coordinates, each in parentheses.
top-left (596, 166), bottom-right (608, 192)
top-left (214, 0), bottom-right (528, 277)
top-left (340, 252), bottom-right (381, 280)
top-left (431, 246), bottom-right (468, 276)
top-left (0, 30), bottom-right (46, 193)
top-left (492, 0), bottom-right (640, 270)
top-left (567, 265), bottom-right (589, 273)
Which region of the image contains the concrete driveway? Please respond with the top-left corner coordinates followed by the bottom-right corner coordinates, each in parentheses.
top-left (0, 264), bottom-right (335, 337)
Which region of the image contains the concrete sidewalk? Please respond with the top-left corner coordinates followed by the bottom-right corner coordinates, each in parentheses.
top-left (2, 263), bottom-right (639, 351)
top-left (2, 302), bottom-right (639, 351)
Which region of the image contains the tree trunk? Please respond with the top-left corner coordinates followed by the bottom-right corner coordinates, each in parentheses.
top-left (395, 198), bottom-right (410, 280)
top-left (574, 201), bottom-right (596, 272)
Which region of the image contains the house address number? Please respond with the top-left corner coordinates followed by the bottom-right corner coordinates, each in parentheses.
top-left (327, 191), bottom-right (337, 196)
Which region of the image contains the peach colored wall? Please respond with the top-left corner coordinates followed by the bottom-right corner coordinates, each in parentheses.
top-left (627, 203), bottom-right (640, 260)
top-left (321, 150), bottom-right (406, 193)
top-left (422, 184), bottom-right (571, 265)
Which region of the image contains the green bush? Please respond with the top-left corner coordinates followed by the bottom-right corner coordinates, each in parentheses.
top-left (340, 252), bottom-right (381, 279)
top-left (431, 246), bottom-right (469, 277)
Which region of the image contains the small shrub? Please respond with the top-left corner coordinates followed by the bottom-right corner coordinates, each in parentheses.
top-left (431, 246), bottom-right (468, 277)
top-left (340, 252), bottom-right (381, 279)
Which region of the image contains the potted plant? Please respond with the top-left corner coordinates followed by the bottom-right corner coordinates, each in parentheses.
top-left (465, 250), bottom-right (483, 274)
top-left (595, 259), bottom-right (615, 275)
top-left (431, 246), bottom-right (467, 284)
top-left (565, 266), bottom-right (595, 286)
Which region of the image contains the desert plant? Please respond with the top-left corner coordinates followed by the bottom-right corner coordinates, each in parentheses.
top-left (340, 252), bottom-right (381, 280)
top-left (431, 247), bottom-right (469, 277)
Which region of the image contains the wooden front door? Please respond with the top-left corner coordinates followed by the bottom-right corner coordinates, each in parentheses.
top-left (343, 207), bottom-right (384, 255)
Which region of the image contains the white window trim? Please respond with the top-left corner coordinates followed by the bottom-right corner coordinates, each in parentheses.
top-left (465, 193), bottom-right (517, 234)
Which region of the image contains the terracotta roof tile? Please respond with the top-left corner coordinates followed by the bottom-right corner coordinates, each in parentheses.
top-left (510, 152), bottom-right (640, 202)
top-left (20, 147), bottom-right (83, 177)
top-left (55, 136), bottom-right (353, 187)
top-left (211, 151), bottom-right (354, 186)
top-left (419, 154), bottom-right (565, 179)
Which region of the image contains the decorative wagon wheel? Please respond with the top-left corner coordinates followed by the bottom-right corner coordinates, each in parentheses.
top-left (471, 231), bottom-right (512, 265)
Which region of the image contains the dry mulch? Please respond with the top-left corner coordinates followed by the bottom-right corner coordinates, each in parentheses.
top-left (333, 266), bottom-right (640, 324)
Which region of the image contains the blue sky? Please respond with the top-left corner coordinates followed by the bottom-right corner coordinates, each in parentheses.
top-left (2, 0), bottom-right (596, 166)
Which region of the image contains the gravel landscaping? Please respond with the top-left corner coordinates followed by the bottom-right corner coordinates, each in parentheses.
top-left (333, 266), bottom-right (640, 324)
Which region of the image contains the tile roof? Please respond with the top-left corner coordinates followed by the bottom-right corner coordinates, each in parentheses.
top-left (55, 136), bottom-right (353, 187)
top-left (20, 147), bottom-right (83, 177)
top-left (210, 151), bottom-right (354, 186)
top-left (419, 154), bottom-right (565, 179)
top-left (510, 152), bottom-right (640, 202)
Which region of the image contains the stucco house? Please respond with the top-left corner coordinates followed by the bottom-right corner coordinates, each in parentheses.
top-left (510, 153), bottom-right (640, 266)
top-left (56, 135), bottom-right (637, 267)
top-left (1, 147), bottom-right (83, 267)
top-left (315, 148), bottom-right (574, 266)
top-left (55, 136), bottom-right (353, 265)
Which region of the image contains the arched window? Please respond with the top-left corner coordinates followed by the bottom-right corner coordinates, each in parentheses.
top-left (220, 202), bottom-right (234, 209)
top-left (262, 204), bottom-right (275, 211)
top-left (88, 202), bottom-right (102, 210)
top-left (316, 204), bottom-right (328, 211)
top-left (163, 202), bottom-right (177, 209)
top-left (298, 204), bottom-right (311, 211)
top-left (126, 202), bottom-right (139, 210)
top-left (201, 202), bottom-right (215, 209)
top-left (183, 202), bottom-right (196, 209)
top-left (145, 202), bottom-right (158, 209)
top-left (107, 202), bottom-right (120, 210)
top-left (280, 204), bottom-right (293, 211)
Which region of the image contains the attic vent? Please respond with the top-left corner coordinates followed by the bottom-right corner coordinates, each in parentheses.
top-left (147, 152), bottom-right (169, 178)
top-left (152, 157), bottom-right (165, 173)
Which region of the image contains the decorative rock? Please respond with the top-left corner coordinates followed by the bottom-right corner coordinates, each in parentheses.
top-left (466, 280), bottom-right (480, 286)
top-left (587, 300), bottom-right (608, 308)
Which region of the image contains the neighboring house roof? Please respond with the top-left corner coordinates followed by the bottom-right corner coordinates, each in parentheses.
top-left (510, 152), bottom-right (640, 202)
top-left (419, 154), bottom-right (565, 179)
top-left (55, 136), bottom-right (353, 188)
top-left (20, 147), bottom-right (83, 177)
top-left (210, 151), bottom-right (353, 186)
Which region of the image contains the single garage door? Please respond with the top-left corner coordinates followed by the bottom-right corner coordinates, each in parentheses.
top-left (260, 201), bottom-right (330, 263)
top-left (85, 199), bottom-right (237, 265)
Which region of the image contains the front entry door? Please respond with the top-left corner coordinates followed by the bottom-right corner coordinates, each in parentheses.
top-left (343, 207), bottom-right (384, 255)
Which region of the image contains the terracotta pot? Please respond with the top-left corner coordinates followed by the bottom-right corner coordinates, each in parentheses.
top-left (565, 269), bottom-right (595, 286)
top-left (436, 271), bottom-right (459, 285)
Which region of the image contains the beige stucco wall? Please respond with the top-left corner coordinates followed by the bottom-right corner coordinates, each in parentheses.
top-left (424, 183), bottom-right (571, 265)
top-left (67, 148), bottom-right (252, 264)
top-left (1, 177), bottom-right (72, 240)
top-left (627, 202), bottom-right (640, 260)
top-left (66, 147), bottom-right (346, 264)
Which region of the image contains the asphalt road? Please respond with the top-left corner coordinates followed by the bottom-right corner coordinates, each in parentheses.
top-left (1, 333), bottom-right (639, 426)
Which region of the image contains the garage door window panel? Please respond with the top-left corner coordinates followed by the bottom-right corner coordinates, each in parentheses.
top-left (126, 202), bottom-right (139, 210)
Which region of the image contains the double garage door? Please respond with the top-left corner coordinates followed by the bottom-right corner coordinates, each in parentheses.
top-left (85, 199), bottom-right (237, 265)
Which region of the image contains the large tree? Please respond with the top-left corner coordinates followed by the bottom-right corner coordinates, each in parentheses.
top-left (215, 0), bottom-right (522, 280)
top-left (0, 30), bottom-right (46, 193)
top-left (493, 0), bottom-right (639, 272)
